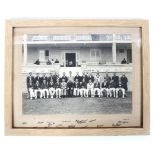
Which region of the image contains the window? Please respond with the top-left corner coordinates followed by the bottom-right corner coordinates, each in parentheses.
top-left (96, 50), bottom-right (100, 57)
top-left (90, 49), bottom-right (101, 61)
top-left (45, 50), bottom-right (49, 57)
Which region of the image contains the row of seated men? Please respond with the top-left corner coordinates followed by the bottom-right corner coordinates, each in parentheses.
top-left (26, 71), bottom-right (128, 99)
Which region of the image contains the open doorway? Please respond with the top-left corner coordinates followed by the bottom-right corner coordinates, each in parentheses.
top-left (65, 53), bottom-right (76, 67)
top-left (127, 49), bottom-right (132, 63)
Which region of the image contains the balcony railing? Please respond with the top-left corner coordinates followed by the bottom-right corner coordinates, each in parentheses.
top-left (26, 34), bottom-right (131, 42)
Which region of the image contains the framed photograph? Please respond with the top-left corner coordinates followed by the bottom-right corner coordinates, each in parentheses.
top-left (5, 19), bottom-right (150, 135)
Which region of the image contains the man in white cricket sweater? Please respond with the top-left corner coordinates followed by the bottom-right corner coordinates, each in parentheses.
top-left (87, 79), bottom-right (94, 97)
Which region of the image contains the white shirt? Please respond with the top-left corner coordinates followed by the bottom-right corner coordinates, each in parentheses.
top-left (68, 75), bottom-right (74, 82)
top-left (87, 83), bottom-right (94, 89)
top-left (95, 74), bottom-right (101, 82)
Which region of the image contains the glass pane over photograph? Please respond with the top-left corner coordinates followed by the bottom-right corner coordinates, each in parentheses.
top-left (13, 27), bottom-right (142, 128)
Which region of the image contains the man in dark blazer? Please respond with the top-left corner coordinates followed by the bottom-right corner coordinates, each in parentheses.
top-left (26, 72), bottom-right (35, 88)
top-left (26, 72), bottom-right (35, 99)
top-left (34, 73), bottom-right (42, 85)
top-left (48, 72), bottom-right (53, 84)
top-left (73, 79), bottom-right (80, 96)
top-left (104, 72), bottom-right (111, 86)
top-left (81, 72), bottom-right (87, 83)
top-left (121, 73), bottom-right (128, 91)
top-left (67, 79), bottom-right (74, 97)
top-left (101, 79), bottom-right (110, 97)
top-left (41, 79), bottom-right (49, 98)
top-left (112, 73), bottom-right (119, 88)
top-left (34, 80), bottom-right (42, 99)
top-left (52, 72), bottom-right (58, 84)
top-left (41, 73), bottom-right (48, 84)
top-left (74, 72), bottom-right (81, 82)
top-left (87, 72), bottom-right (94, 83)
top-left (85, 72), bottom-right (89, 83)
top-left (60, 72), bottom-right (68, 82)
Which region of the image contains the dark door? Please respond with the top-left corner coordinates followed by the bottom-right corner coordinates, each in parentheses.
top-left (127, 49), bottom-right (132, 63)
top-left (65, 53), bottom-right (76, 67)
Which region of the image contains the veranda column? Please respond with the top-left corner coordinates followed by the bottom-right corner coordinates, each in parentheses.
top-left (23, 34), bottom-right (27, 65)
top-left (112, 34), bottom-right (117, 64)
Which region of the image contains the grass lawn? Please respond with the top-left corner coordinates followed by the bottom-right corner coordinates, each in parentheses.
top-left (22, 92), bottom-right (132, 115)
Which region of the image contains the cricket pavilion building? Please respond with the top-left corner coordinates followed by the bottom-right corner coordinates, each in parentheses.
top-left (22, 34), bottom-right (132, 92)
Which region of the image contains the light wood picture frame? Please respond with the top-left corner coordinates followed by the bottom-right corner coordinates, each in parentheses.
top-left (5, 19), bottom-right (150, 136)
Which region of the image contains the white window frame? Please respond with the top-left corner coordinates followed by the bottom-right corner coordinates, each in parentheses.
top-left (90, 49), bottom-right (101, 61)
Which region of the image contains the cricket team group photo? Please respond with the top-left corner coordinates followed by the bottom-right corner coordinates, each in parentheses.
top-left (26, 71), bottom-right (128, 100)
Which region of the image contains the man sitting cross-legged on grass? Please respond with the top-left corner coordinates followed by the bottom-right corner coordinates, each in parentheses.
top-left (93, 79), bottom-right (101, 97)
top-left (80, 78), bottom-right (87, 97)
top-left (73, 79), bottom-right (80, 97)
top-left (101, 79), bottom-right (110, 97)
top-left (41, 79), bottom-right (49, 98)
top-left (61, 79), bottom-right (67, 98)
top-left (34, 80), bottom-right (43, 99)
top-left (87, 79), bottom-right (94, 97)
top-left (116, 83), bottom-right (125, 98)
top-left (109, 80), bottom-right (116, 98)
top-left (48, 79), bottom-right (55, 98)
top-left (55, 78), bottom-right (61, 98)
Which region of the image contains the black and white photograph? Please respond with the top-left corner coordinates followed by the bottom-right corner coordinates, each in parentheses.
top-left (23, 34), bottom-right (132, 115)
top-left (12, 25), bottom-right (142, 128)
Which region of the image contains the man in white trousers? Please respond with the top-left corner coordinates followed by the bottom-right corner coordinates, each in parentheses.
top-left (73, 79), bottom-right (80, 96)
top-left (80, 78), bottom-right (87, 97)
top-left (93, 79), bottom-right (101, 97)
top-left (101, 79), bottom-right (110, 97)
top-left (34, 80), bottom-right (43, 99)
top-left (55, 78), bottom-right (61, 98)
top-left (41, 79), bottom-right (49, 98)
top-left (48, 79), bottom-right (55, 98)
top-left (87, 79), bottom-right (94, 97)
top-left (115, 83), bottom-right (125, 98)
